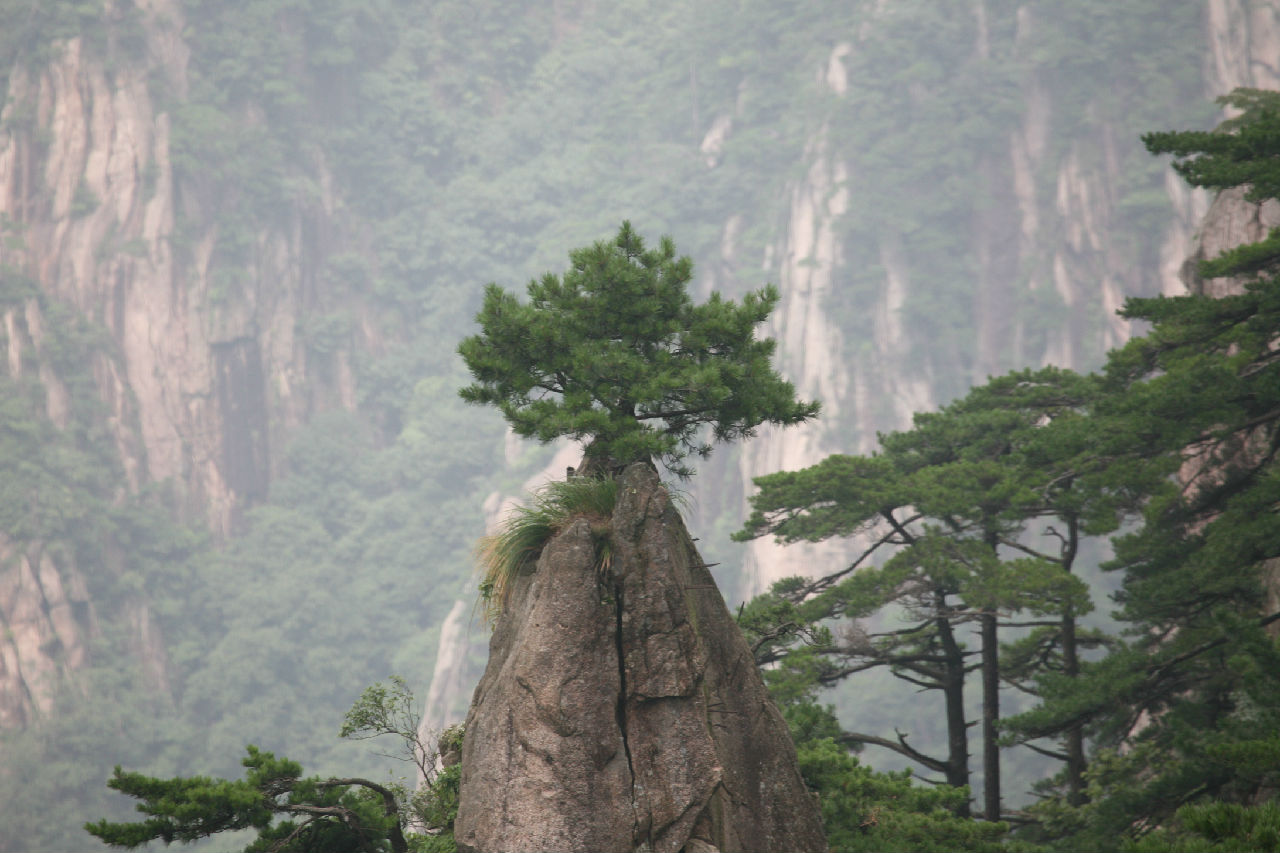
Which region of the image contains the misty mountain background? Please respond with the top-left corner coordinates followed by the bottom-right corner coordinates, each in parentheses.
top-left (0, 1), bottom-right (1274, 848)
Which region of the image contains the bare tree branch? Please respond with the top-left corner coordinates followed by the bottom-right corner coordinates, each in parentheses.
top-left (836, 729), bottom-right (948, 775)
top-left (1020, 741), bottom-right (1069, 762)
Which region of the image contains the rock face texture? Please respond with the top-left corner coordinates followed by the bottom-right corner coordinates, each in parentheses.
top-left (0, 17), bottom-right (362, 537)
top-left (454, 464), bottom-right (825, 853)
top-left (729, 4), bottom-right (1221, 594)
top-left (0, 1), bottom-right (368, 725)
top-left (1180, 185), bottom-right (1280, 297)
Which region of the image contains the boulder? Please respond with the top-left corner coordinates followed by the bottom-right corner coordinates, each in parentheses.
top-left (455, 463), bottom-right (826, 853)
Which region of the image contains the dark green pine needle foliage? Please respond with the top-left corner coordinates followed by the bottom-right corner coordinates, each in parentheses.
top-left (736, 366), bottom-right (1106, 821)
top-left (85, 746), bottom-right (406, 853)
top-left (1144, 89), bottom-right (1280, 278)
top-left (1126, 802), bottom-right (1280, 852)
top-left (85, 680), bottom-right (461, 852)
top-left (458, 222), bottom-right (819, 477)
top-left (795, 737), bottom-right (1014, 853)
top-left (731, 85), bottom-right (1280, 842)
top-left (1002, 87), bottom-right (1280, 849)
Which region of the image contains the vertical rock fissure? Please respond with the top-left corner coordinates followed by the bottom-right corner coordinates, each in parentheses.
top-left (455, 466), bottom-right (825, 851)
top-left (612, 578), bottom-right (641, 845)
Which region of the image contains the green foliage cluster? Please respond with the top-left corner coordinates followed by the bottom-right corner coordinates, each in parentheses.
top-left (459, 223), bottom-right (818, 477)
top-left (738, 367), bottom-right (1109, 820)
top-left (998, 92), bottom-right (1280, 844)
top-left (1145, 89), bottom-right (1280, 279)
top-left (760, 656), bottom-right (1017, 851)
top-left (1126, 801), bottom-right (1280, 853)
top-left (86, 679), bottom-right (462, 852)
top-left (796, 738), bottom-right (1011, 853)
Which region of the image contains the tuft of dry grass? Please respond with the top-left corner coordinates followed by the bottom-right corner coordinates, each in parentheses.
top-left (476, 476), bottom-right (619, 625)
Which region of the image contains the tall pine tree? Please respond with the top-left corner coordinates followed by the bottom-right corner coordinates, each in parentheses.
top-left (458, 222), bottom-right (819, 477)
top-left (1004, 88), bottom-right (1280, 849)
top-left (737, 367), bottom-right (1102, 820)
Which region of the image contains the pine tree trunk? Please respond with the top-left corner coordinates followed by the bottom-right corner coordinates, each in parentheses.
top-left (936, 607), bottom-right (971, 816)
top-left (1061, 607), bottom-right (1086, 806)
top-left (981, 610), bottom-right (1000, 821)
top-left (1061, 514), bottom-right (1086, 806)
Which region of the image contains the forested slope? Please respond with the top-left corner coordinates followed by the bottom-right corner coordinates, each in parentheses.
top-left (0, 1), bottom-right (1274, 849)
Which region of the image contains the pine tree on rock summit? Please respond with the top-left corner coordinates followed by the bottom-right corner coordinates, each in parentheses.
top-left (458, 222), bottom-right (819, 477)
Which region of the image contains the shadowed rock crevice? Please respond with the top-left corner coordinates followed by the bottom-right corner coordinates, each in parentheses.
top-left (613, 581), bottom-right (640, 843)
top-left (455, 464), bottom-right (825, 853)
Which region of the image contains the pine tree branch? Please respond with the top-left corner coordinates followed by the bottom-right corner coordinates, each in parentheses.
top-left (866, 619), bottom-right (937, 638)
top-left (836, 729), bottom-right (949, 775)
top-left (910, 775), bottom-right (952, 787)
top-left (1185, 407), bottom-right (1280, 446)
top-left (1020, 741), bottom-right (1069, 762)
top-left (634, 404), bottom-right (717, 421)
top-left (1239, 350), bottom-right (1280, 378)
top-left (881, 508), bottom-right (920, 544)
top-left (277, 803), bottom-right (355, 820)
top-left (793, 515), bottom-right (925, 600)
top-left (268, 817), bottom-right (319, 853)
top-left (312, 778), bottom-right (409, 853)
top-left (1016, 610), bottom-right (1280, 741)
top-left (1000, 677), bottom-right (1044, 697)
top-left (750, 621), bottom-right (808, 663)
top-left (1038, 469), bottom-right (1079, 499)
top-left (1147, 609), bottom-right (1280, 678)
top-left (997, 620), bottom-right (1062, 628)
top-left (889, 670), bottom-right (943, 691)
top-left (996, 537), bottom-right (1061, 563)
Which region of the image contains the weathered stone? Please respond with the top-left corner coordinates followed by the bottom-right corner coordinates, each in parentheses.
top-left (455, 463), bottom-right (826, 853)
top-left (456, 516), bottom-right (634, 852)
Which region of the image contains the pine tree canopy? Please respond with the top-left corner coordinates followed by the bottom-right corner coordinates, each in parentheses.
top-left (734, 367), bottom-right (1103, 810)
top-left (997, 87), bottom-right (1280, 843)
top-left (457, 222), bottom-right (819, 477)
top-left (86, 681), bottom-right (460, 852)
top-left (84, 746), bottom-right (408, 852)
top-left (1143, 88), bottom-right (1280, 278)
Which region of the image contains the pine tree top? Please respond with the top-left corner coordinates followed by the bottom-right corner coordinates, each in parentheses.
top-left (458, 222), bottom-right (819, 477)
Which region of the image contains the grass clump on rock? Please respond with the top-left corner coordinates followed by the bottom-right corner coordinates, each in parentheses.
top-left (477, 475), bottom-right (618, 623)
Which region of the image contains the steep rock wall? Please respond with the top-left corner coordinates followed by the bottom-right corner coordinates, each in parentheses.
top-left (0, 535), bottom-right (92, 728)
top-left (1181, 185), bottom-right (1280, 297)
top-left (0, 0), bottom-right (368, 725)
top-left (736, 43), bottom-right (859, 595)
top-left (728, 1), bottom-right (1248, 593)
top-left (1205, 0), bottom-right (1280, 95)
top-left (0, 21), bottom-right (360, 534)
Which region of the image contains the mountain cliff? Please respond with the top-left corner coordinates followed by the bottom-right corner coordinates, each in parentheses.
top-left (0, 0), bottom-right (374, 732)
